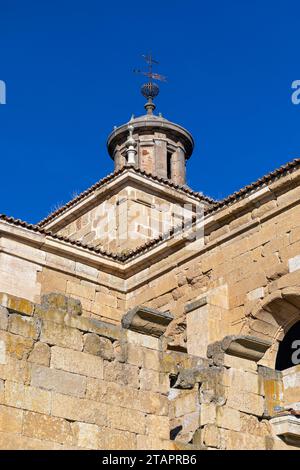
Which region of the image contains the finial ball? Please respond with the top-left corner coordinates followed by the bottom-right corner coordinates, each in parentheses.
top-left (141, 82), bottom-right (159, 100)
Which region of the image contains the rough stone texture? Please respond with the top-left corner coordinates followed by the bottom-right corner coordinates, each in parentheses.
top-left (28, 342), bottom-right (50, 366)
top-left (83, 333), bottom-right (114, 360)
top-left (0, 145), bottom-right (300, 450)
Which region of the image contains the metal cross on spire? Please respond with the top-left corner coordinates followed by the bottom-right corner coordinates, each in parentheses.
top-left (133, 53), bottom-right (167, 114)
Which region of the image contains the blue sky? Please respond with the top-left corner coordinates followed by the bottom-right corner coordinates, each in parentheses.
top-left (1, 0), bottom-right (300, 223)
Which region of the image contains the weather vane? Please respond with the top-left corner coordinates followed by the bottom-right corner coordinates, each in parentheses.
top-left (134, 53), bottom-right (167, 115)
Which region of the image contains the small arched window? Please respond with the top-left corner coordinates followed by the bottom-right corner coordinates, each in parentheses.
top-left (275, 321), bottom-right (300, 370)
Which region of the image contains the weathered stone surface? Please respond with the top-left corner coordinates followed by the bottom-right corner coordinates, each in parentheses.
top-left (41, 293), bottom-right (82, 316)
top-left (50, 346), bottom-right (103, 379)
top-left (270, 415), bottom-right (300, 446)
top-left (146, 415), bottom-right (170, 439)
top-left (0, 405), bottom-right (23, 433)
top-left (51, 392), bottom-right (107, 425)
top-left (72, 422), bottom-right (100, 449)
top-left (0, 307), bottom-right (8, 331)
top-left (28, 342), bottom-right (50, 366)
top-left (216, 406), bottom-right (241, 432)
top-left (0, 331), bottom-right (34, 360)
top-left (0, 293), bottom-right (34, 316)
top-left (8, 314), bottom-right (40, 340)
top-left (0, 162), bottom-right (300, 451)
top-left (139, 369), bottom-right (169, 394)
top-left (107, 405), bottom-right (146, 434)
top-left (122, 306), bottom-right (173, 338)
top-left (104, 361), bottom-right (139, 387)
top-left (174, 390), bottom-right (198, 418)
top-left (83, 333), bottom-right (114, 360)
top-left (23, 411), bottom-right (74, 445)
top-left (40, 320), bottom-right (83, 350)
top-left (202, 424), bottom-right (220, 448)
top-left (5, 381), bottom-right (51, 414)
top-left (31, 364), bottom-right (86, 397)
top-left (0, 356), bottom-right (31, 384)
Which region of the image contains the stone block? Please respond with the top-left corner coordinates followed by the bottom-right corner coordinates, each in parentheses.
top-left (240, 413), bottom-right (270, 436)
top-left (174, 391), bottom-right (198, 418)
top-left (126, 330), bottom-right (160, 350)
top-left (222, 368), bottom-right (259, 394)
top-left (103, 361), bottom-right (139, 388)
top-left (51, 392), bottom-right (107, 425)
top-left (103, 427), bottom-right (136, 450)
top-left (223, 354), bottom-right (257, 371)
top-left (0, 405), bottom-right (23, 433)
top-left (226, 389), bottom-right (264, 416)
top-left (0, 307), bottom-right (8, 330)
top-left (200, 403), bottom-right (216, 425)
top-left (137, 390), bottom-right (169, 416)
top-left (247, 287), bottom-right (264, 301)
top-left (289, 255), bottom-right (300, 273)
top-left (95, 291), bottom-right (117, 309)
top-left (31, 364), bottom-right (86, 397)
top-left (107, 405), bottom-right (146, 434)
top-left (28, 342), bottom-right (50, 366)
top-left (0, 331), bottom-right (33, 361)
top-left (216, 406), bottom-right (241, 431)
top-left (67, 281), bottom-right (95, 301)
top-left (202, 424), bottom-right (220, 448)
top-left (0, 340), bottom-right (5, 365)
top-left (83, 333), bottom-right (114, 360)
top-left (142, 348), bottom-right (161, 371)
top-left (23, 411), bottom-right (74, 445)
top-left (8, 314), bottom-right (40, 340)
top-left (0, 293), bottom-right (34, 316)
top-left (136, 434), bottom-right (166, 450)
top-left (126, 343), bottom-right (143, 367)
top-left (5, 381), bottom-right (51, 414)
top-left (72, 422), bottom-right (100, 449)
top-left (50, 346), bottom-right (103, 379)
top-left (146, 415), bottom-right (169, 440)
top-left (0, 356), bottom-right (31, 384)
top-left (40, 320), bottom-right (83, 350)
top-left (139, 369), bottom-right (169, 394)
top-left (0, 380), bottom-right (4, 403)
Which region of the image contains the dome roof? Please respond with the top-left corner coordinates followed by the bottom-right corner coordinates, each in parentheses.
top-left (107, 113), bottom-right (194, 160)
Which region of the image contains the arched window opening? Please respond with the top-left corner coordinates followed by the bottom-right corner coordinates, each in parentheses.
top-left (275, 321), bottom-right (300, 371)
top-left (167, 151), bottom-right (172, 180)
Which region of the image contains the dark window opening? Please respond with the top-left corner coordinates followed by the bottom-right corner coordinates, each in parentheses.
top-left (275, 321), bottom-right (300, 371)
top-left (167, 152), bottom-right (172, 180)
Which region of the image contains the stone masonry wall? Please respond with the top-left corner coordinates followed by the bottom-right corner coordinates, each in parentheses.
top-left (57, 185), bottom-right (197, 253)
top-left (0, 292), bottom-right (298, 450)
top-left (0, 293), bottom-right (174, 450)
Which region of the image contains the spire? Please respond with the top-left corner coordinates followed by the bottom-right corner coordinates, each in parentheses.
top-left (134, 53), bottom-right (167, 115)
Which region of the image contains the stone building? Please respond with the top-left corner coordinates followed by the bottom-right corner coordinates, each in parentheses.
top-left (0, 83), bottom-right (300, 450)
